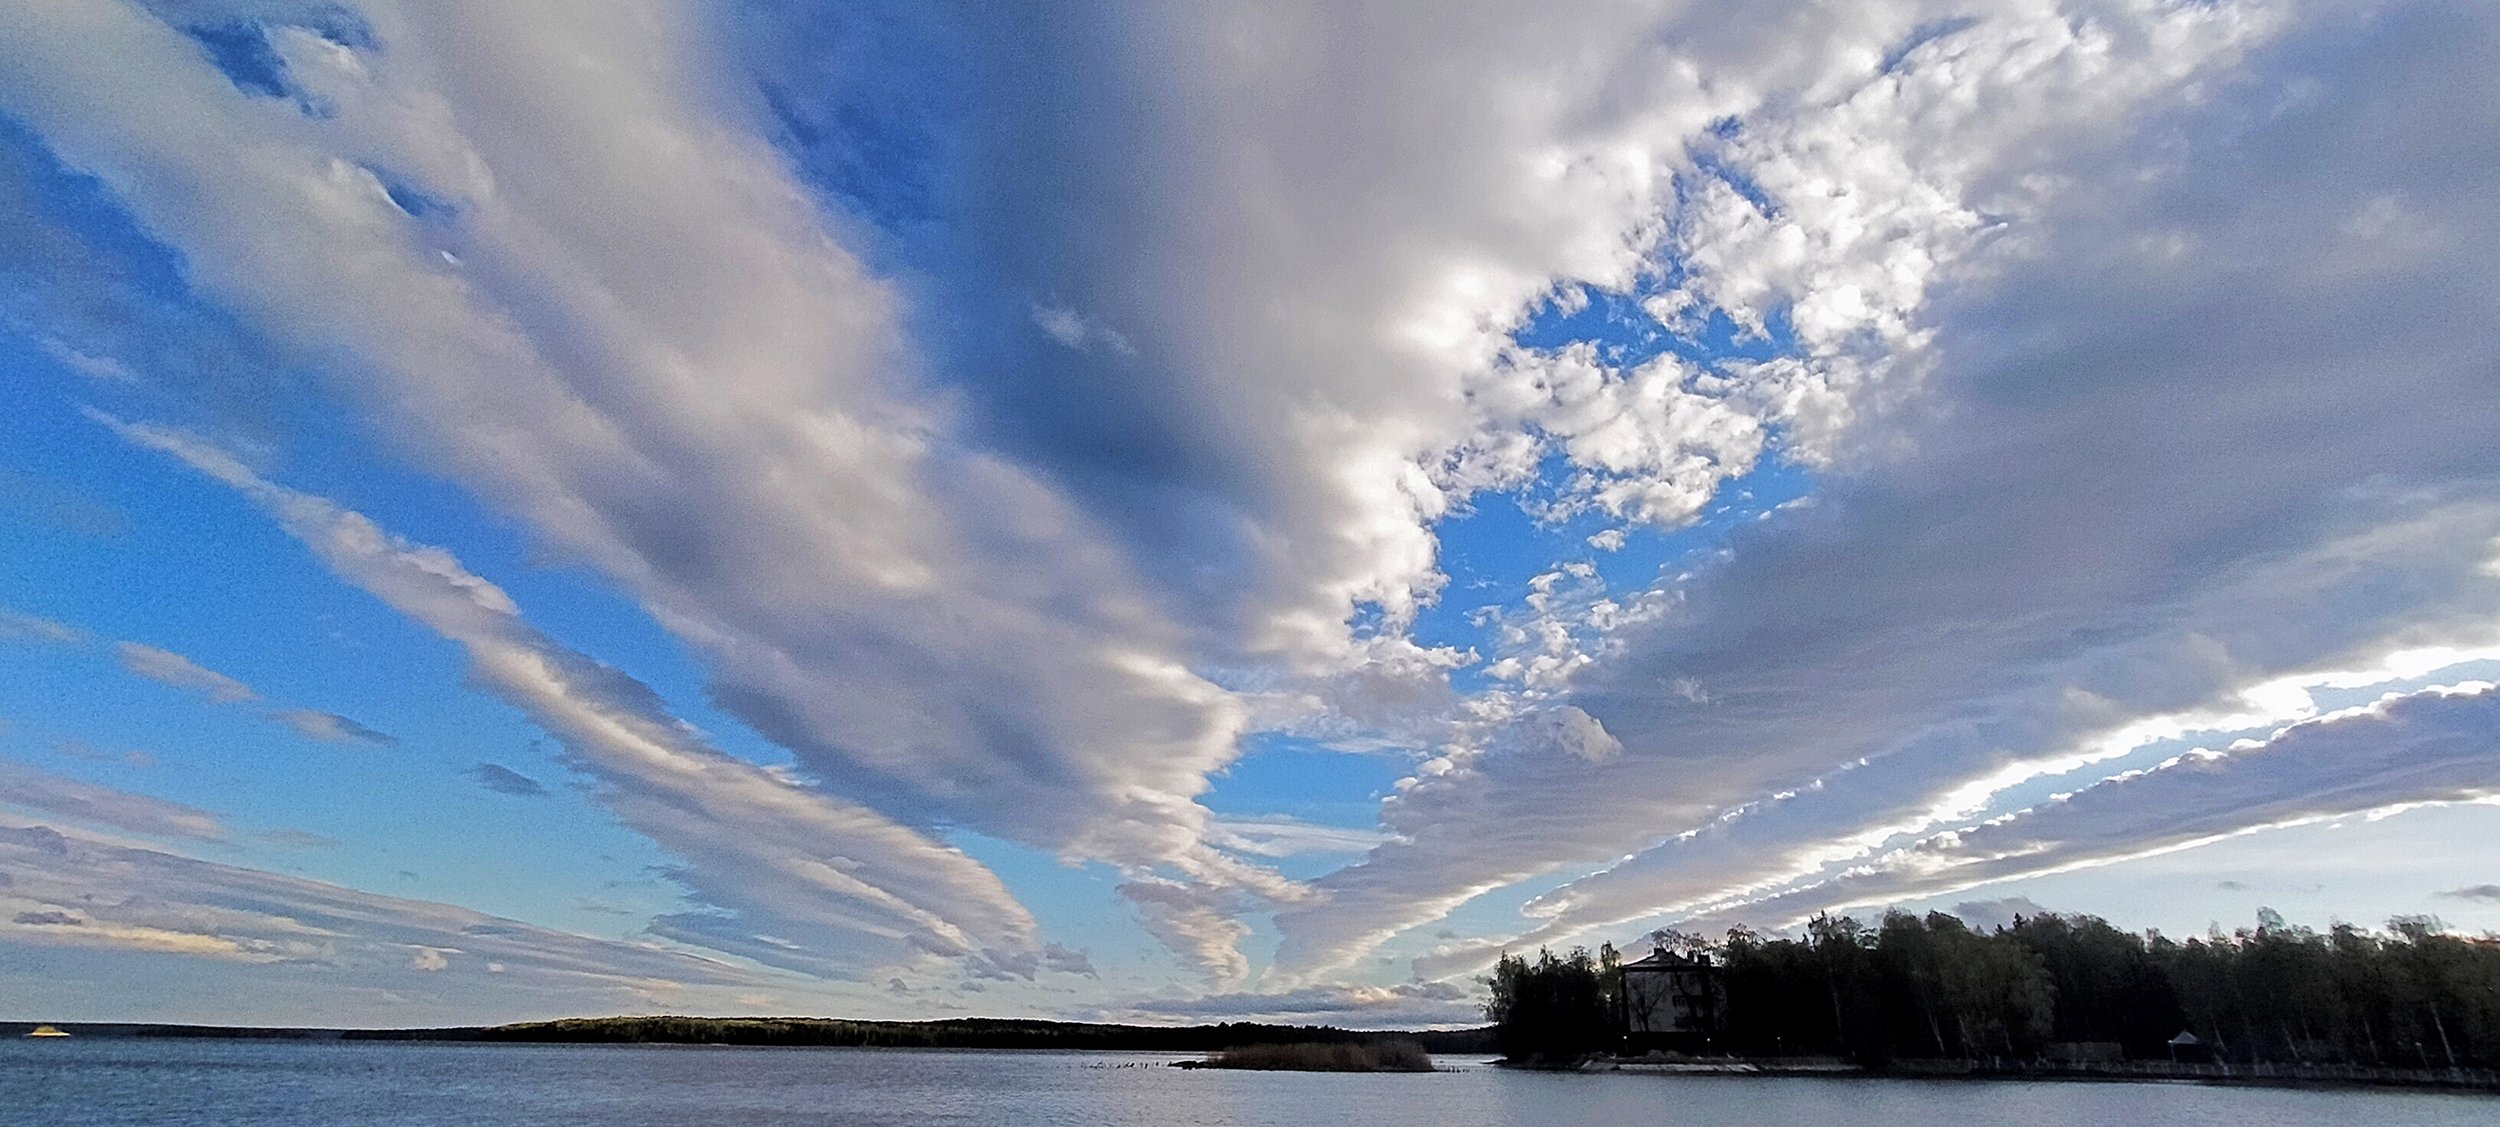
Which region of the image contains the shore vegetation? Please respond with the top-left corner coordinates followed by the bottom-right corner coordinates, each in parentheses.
top-left (1488, 909), bottom-right (2500, 1071)
top-left (1191, 1039), bottom-right (1435, 1072)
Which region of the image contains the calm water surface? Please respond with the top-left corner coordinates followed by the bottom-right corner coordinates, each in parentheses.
top-left (5, 1039), bottom-right (2491, 1126)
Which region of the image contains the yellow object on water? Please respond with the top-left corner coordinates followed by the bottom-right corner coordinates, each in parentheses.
top-left (26, 1025), bottom-right (70, 1038)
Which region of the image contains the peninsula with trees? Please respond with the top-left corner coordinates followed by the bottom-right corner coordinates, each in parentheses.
top-left (1486, 908), bottom-right (2500, 1090)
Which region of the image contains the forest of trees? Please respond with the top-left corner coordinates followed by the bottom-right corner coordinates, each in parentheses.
top-left (1487, 910), bottom-right (2500, 1068)
top-left (1484, 945), bottom-right (1623, 1061)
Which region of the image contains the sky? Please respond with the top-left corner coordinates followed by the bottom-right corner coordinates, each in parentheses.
top-left (1, 0), bottom-right (2497, 1029)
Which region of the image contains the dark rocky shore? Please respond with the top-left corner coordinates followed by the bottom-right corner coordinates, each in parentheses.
top-left (1568, 1054), bottom-right (2500, 1092)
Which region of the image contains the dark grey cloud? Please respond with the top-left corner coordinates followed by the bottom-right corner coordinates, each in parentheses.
top-left (2438, 885), bottom-right (2500, 903)
top-left (1042, 942), bottom-right (1097, 978)
top-left (468, 763), bottom-right (546, 798)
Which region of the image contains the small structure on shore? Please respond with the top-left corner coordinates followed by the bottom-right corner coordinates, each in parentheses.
top-left (1619, 949), bottom-right (1723, 1053)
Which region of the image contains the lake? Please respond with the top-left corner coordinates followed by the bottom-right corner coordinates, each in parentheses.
top-left (5, 1039), bottom-right (2491, 1126)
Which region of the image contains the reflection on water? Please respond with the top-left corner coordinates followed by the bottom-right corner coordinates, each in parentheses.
top-left (4, 1040), bottom-right (2491, 1127)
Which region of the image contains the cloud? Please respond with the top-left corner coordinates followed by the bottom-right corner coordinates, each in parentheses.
top-left (54, 741), bottom-right (155, 768)
top-left (1117, 876), bottom-right (1255, 987)
top-left (1672, 682), bottom-right (2500, 934)
top-left (0, 819), bottom-right (769, 1021)
top-left (113, 417), bottom-right (1047, 980)
top-left (0, 607), bottom-right (85, 644)
top-left (0, 0), bottom-right (1287, 978)
top-left (30, 629), bottom-right (395, 751)
top-left (820, 0), bottom-right (2252, 696)
top-left (0, 0), bottom-right (2009, 990)
top-left (0, 107), bottom-right (306, 434)
top-left (1030, 302), bottom-right (1133, 355)
top-left (1116, 979), bottom-right (1481, 1029)
top-left (0, 761), bottom-right (227, 842)
top-left (255, 828), bottom-right (339, 849)
top-left (37, 337), bottom-right (138, 383)
top-left (1949, 897), bottom-right (2052, 934)
top-left (114, 647), bottom-right (399, 749)
top-left (115, 642), bottom-right (258, 703)
top-left (1283, 0), bottom-right (2500, 976)
top-left (1041, 941), bottom-right (1097, 978)
top-left (1207, 815), bottom-right (1390, 859)
top-left (8, 0), bottom-right (2500, 1005)
top-left (468, 764), bottom-right (546, 798)
top-left (272, 708), bottom-right (399, 747)
top-left (793, 0), bottom-right (1790, 663)
top-left (2438, 885), bottom-right (2500, 903)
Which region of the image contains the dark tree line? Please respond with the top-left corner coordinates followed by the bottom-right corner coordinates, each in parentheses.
top-left (1484, 945), bottom-right (1623, 1061)
top-left (35, 1016), bottom-right (1499, 1052)
top-left (434, 1016), bottom-right (1495, 1053)
top-left (1487, 910), bottom-right (2500, 1067)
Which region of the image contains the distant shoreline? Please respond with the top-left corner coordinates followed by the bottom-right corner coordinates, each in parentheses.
top-left (2, 1016), bottom-right (1497, 1055)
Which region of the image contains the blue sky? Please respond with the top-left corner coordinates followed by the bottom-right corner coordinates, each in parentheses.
top-left (3, 0), bottom-right (2499, 1028)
